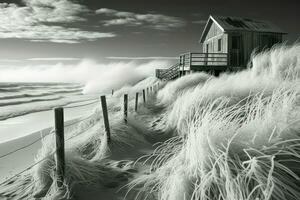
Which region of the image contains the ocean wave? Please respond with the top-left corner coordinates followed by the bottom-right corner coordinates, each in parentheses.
top-left (0, 97), bottom-right (98, 121)
top-left (0, 83), bottom-right (83, 93)
top-left (0, 97), bottom-right (63, 107)
top-left (0, 90), bottom-right (82, 101)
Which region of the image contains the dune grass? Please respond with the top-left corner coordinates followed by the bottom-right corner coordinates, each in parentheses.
top-left (129, 44), bottom-right (300, 200)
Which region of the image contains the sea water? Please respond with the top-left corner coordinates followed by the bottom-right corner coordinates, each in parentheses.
top-left (0, 82), bottom-right (98, 142)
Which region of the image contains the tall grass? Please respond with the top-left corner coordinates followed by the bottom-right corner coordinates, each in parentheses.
top-left (157, 73), bottom-right (211, 106)
top-left (129, 44), bottom-right (300, 200)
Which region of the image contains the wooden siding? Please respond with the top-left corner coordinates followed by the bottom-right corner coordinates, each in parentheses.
top-left (202, 28), bottom-right (228, 66)
top-left (204, 22), bottom-right (223, 41)
top-left (203, 34), bottom-right (228, 53)
top-left (227, 32), bottom-right (283, 67)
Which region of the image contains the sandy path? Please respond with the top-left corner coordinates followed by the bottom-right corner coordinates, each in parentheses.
top-left (73, 100), bottom-right (166, 200)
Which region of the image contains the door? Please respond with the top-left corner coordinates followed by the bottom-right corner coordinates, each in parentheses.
top-left (231, 35), bottom-right (244, 66)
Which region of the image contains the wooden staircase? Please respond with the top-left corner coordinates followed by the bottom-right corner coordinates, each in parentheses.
top-left (156, 63), bottom-right (180, 81)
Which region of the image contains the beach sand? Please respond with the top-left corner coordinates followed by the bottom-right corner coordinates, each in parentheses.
top-left (0, 101), bottom-right (99, 182)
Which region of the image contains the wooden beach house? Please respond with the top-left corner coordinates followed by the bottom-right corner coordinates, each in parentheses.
top-left (157, 15), bottom-right (287, 80)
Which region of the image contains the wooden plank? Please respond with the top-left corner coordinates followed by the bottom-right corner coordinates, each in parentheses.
top-left (191, 61), bottom-right (227, 64)
top-left (100, 96), bottom-right (111, 143)
top-left (190, 65), bottom-right (228, 71)
top-left (192, 56), bottom-right (227, 59)
top-left (54, 107), bottom-right (65, 188)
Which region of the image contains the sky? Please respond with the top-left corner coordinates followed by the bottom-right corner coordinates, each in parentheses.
top-left (0, 0), bottom-right (299, 66)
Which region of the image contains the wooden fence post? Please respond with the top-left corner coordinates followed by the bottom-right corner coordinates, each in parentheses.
top-left (142, 89), bottom-right (146, 103)
top-left (124, 94), bottom-right (128, 123)
top-left (100, 96), bottom-right (111, 143)
top-left (135, 92), bottom-right (139, 112)
top-left (146, 87), bottom-right (149, 96)
top-left (111, 89), bottom-right (114, 95)
top-left (54, 107), bottom-right (65, 188)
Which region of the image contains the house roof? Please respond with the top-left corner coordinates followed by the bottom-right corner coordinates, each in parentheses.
top-left (199, 15), bottom-right (287, 43)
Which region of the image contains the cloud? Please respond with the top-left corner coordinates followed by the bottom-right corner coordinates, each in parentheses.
top-left (23, 0), bottom-right (88, 22)
top-left (0, 25), bottom-right (116, 43)
top-left (0, 59), bottom-right (171, 94)
top-left (95, 8), bottom-right (186, 30)
top-left (27, 57), bottom-right (81, 61)
top-left (0, 59), bottom-right (21, 63)
top-left (107, 56), bottom-right (178, 60)
top-left (30, 39), bottom-right (81, 44)
top-left (0, 1), bottom-right (115, 43)
top-left (192, 20), bottom-right (207, 24)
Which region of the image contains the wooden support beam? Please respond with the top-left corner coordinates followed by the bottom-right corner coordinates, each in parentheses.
top-left (124, 94), bottom-right (128, 123)
top-left (54, 107), bottom-right (65, 188)
top-left (142, 89), bottom-right (146, 103)
top-left (135, 92), bottom-right (139, 112)
top-left (100, 96), bottom-right (111, 143)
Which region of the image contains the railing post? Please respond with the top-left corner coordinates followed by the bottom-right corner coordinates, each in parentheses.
top-left (100, 96), bottom-right (111, 143)
top-left (179, 55), bottom-right (182, 65)
top-left (205, 52), bottom-right (208, 66)
top-left (54, 107), bottom-right (65, 188)
top-left (189, 52), bottom-right (192, 71)
top-left (178, 56), bottom-right (181, 78)
top-left (142, 89), bottom-right (146, 103)
top-left (135, 92), bottom-right (139, 111)
top-left (182, 54), bottom-right (185, 76)
top-left (124, 94), bottom-right (128, 123)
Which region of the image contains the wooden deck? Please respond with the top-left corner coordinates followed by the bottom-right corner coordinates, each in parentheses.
top-left (157, 52), bottom-right (228, 80)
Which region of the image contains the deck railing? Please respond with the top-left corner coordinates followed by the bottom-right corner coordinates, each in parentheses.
top-left (180, 52), bottom-right (228, 70)
top-left (156, 52), bottom-right (229, 80)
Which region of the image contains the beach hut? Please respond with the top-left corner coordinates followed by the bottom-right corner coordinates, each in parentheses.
top-left (198, 15), bottom-right (287, 70)
top-left (157, 15), bottom-right (287, 80)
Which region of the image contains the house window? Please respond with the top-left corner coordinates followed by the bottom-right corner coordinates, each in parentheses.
top-left (218, 39), bottom-right (222, 51)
